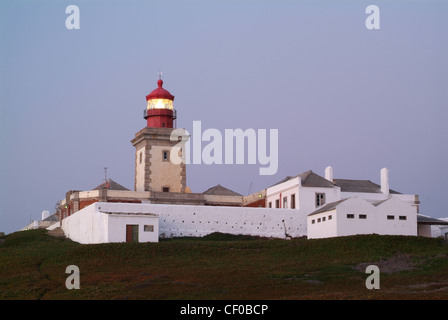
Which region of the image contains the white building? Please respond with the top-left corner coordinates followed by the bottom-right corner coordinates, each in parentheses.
top-left (266, 170), bottom-right (341, 213)
top-left (53, 202), bottom-right (160, 244)
top-left (266, 166), bottom-right (423, 239)
top-left (307, 196), bottom-right (417, 239)
top-left (418, 215), bottom-right (448, 239)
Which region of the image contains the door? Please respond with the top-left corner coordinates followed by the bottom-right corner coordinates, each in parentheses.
top-left (126, 225), bottom-right (139, 242)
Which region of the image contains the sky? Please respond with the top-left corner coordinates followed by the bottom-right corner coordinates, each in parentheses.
top-left (0, 0), bottom-right (447, 235)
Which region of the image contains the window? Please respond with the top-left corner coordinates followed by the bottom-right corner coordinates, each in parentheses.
top-left (399, 216), bottom-right (407, 220)
top-left (144, 225), bottom-right (154, 232)
top-left (387, 215), bottom-right (395, 220)
top-left (162, 187), bottom-right (170, 192)
top-left (359, 214), bottom-right (367, 219)
top-left (322, 216), bottom-right (326, 222)
top-left (291, 194), bottom-right (296, 209)
top-left (283, 197), bottom-right (288, 209)
top-left (162, 150), bottom-right (169, 161)
top-left (347, 214), bottom-right (355, 219)
top-left (312, 219), bottom-right (315, 224)
top-left (139, 152), bottom-right (142, 164)
top-left (275, 199), bottom-right (280, 208)
top-left (317, 218), bottom-right (321, 223)
top-left (315, 193), bottom-right (326, 207)
top-left (268, 202), bottom-right (272, 208)
top-left (328, 215), bottom-right (332, 220)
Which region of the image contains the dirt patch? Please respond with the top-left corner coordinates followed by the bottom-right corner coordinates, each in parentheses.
top-left (355, 253), bottom-right (418, 274)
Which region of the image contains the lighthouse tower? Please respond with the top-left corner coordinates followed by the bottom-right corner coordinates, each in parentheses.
top-left (131, 77), bottom-right (187, 193)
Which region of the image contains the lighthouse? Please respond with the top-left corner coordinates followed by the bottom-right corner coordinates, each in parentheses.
top-left (131, 77), bottom-right (187, 193)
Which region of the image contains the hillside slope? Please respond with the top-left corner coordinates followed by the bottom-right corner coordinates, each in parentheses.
top-left (0, 229), bottom-right (447, 299)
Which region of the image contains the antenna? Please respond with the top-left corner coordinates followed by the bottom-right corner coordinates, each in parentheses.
top-left (248, 182), bottom-right (253, 195)
top-left (104, 167), bottom-right (108, 183)
top-left (158, 68), bottom-right (163, 80)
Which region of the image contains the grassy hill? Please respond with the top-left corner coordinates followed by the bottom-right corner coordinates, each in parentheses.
top-left (0, 229), bottom-right (447, 300)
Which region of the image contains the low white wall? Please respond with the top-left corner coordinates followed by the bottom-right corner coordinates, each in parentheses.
top-left (96, 202), bottom-right (307, 239)
top-left (61, 204), bottom-right (108, 244)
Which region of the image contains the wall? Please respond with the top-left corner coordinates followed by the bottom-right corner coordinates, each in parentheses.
top-left (418, 225), bottom-right (432, 237)
top-left (335, 197), bottom-right (378, 237)
top-left (61, 204), bottom-right (108, 244)
top-left (307, 209), bottom-right (338, 239)
top-left (107, 213), bottom-right (159, 243)
top-left (266, 178), bottom-right (300, 209)
top-left (96, 202), bottom-right (307, 239)
top-left (135, 145), bottom-right (146, 192)
top-left (297, 186), bottom-right (341, 215)
top-left (149, 145), bottom-right (183, 192)
top-left (374, 196), bottom-right (417, 236)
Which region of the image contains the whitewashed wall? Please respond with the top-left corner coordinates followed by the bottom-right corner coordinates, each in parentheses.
top-left (374, 196), bottom-right (417, 236)
top-left (297, 186), bottom-right (341, 215)
top-left (95, 202), bottom-right (307, 239)
top-left (107, 214), bottom-right (159, 243)
top-left (335, 197), bottom-right (379, 237)
top-left (61, 204), bottom-right (108, 244)
top-left (307, 209), bottom-right (338, 239)
top-left (266, 177), bottom-right (300, 209)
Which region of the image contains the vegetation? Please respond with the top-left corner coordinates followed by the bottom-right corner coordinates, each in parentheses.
top-left (0, 229), bottom-right (447, 299)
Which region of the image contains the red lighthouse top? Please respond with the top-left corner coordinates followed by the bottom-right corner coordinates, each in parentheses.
top-left (144, 78), bottom-right (177, 128)
top-left (146, 79), bottom-right (175, 101)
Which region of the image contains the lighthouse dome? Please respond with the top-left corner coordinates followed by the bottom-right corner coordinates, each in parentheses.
top-left (146, 79), bottom-right (175, 101)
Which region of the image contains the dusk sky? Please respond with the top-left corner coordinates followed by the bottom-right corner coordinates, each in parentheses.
top-left (1, 0), bottom-right (447, 235)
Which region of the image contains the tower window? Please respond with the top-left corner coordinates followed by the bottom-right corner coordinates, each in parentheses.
top-left (162, 187), bottom-right (170, 192)
top-left (162, 150), bottom-right (169, 161)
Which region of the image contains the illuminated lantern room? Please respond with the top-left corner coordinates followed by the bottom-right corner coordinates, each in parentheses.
top-left (144, 78), bottom-right (177, 128)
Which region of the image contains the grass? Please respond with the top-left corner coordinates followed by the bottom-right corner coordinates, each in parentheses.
top-left (0, 229), bottom-right (447, 299)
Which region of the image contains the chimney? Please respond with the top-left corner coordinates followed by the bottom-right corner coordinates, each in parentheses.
top-left (325, 166), bottom-right (333, 182)
top-left (41, 210), bottom-right (50, 220)
top-left (380, 168), bottom-right (389, 195)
